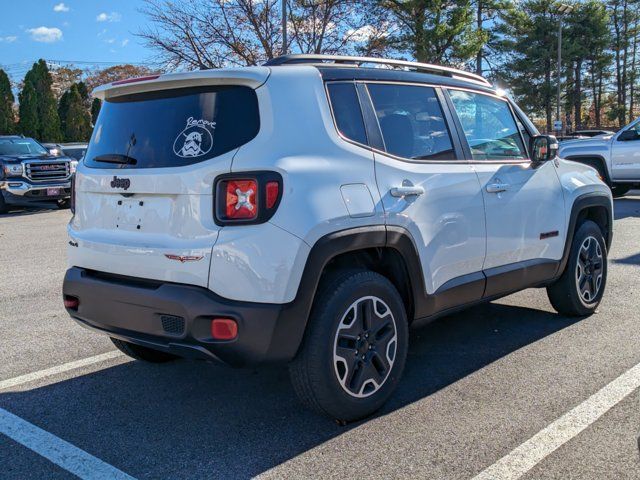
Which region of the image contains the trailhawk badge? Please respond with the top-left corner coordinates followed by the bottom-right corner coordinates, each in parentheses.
top-left (172, 117), bottom-right (216, 158)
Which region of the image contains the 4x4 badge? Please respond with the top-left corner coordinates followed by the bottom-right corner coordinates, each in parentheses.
top-left (110, 176), bottom-right (131, 190)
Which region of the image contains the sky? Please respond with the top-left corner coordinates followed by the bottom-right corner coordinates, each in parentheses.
top-left (0, 0), bottom-right (153, 83)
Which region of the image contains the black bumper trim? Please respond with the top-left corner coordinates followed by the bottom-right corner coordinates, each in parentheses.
top-left (63, 267), bottom-right (293, 367)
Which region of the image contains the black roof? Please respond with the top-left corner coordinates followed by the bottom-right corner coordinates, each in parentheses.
top-left (265, 54), bottom-right (496, 93)
top-left (315, 66), bottom-right (497, 94)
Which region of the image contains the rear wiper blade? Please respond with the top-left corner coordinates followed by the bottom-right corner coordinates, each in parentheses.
top-left (92, 154), bottom-right (138, 165)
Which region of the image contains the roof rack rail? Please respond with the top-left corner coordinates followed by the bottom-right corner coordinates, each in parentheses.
top-left (264, 54), bottom-right (491, 87)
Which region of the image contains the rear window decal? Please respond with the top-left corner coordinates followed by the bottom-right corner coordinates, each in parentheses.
top-left (173, 117), bottom-right (216, 158)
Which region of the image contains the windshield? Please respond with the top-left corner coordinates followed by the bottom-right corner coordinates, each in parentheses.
top-left (85, 85), bottom-right (259, 169)
top-left (0, 138), bottom-right (48, 156)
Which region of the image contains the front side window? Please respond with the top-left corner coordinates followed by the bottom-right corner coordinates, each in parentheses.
top-left (448, 89), bottom-right (527, 161)
top-left (367, 83), bottom-right (456, 161)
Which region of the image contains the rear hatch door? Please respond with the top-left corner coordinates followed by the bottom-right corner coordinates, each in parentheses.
top-left (69, 70), bottom-right (266, 287)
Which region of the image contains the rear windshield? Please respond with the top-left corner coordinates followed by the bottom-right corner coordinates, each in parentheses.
top-left (85, 85), bottom-right (259, 169)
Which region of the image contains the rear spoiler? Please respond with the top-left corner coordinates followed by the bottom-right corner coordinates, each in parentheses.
top-left (92, 67), bottom-right (271, 100)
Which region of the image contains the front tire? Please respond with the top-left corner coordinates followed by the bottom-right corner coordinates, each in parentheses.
top-left (547, 220), bottom-right (607, 316)
top-left (111, 338), bottom-right (178, 363)
top-left (289, 270), bottom-right (409, 422)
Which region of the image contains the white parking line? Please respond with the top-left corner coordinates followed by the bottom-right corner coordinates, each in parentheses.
top-left (472, 361), bottom-right (640, 480)
top-left (0, 408), bottom-right (136, 479)
top-left (0, 351), bottom-right (123, 391)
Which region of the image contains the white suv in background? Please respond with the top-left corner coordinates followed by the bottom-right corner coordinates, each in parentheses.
top-left (63, 55), bottom-right (613, 422)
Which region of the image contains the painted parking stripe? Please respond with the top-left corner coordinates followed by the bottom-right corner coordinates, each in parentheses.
top-left (0, 351), bottom-right (123, 391)
top-left (0, 408), bottom-right (136, 479)
top-left (472, 361), bottom-right (640, 480)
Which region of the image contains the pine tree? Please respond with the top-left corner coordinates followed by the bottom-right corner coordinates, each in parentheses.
top-left (18, 82), bottom-right (39, 138)
top-left (496, 0), bottom-right (558, 132)
top-left (0, 69), bottom-right (15, 134)
top-left (63, 84), bottom-right (92, 142)
top-left (58, 89), bottom-right (71, 135)
top-left (91, 98), bottom-right (102, 126)
top-left (380, 0), bottom-right (484, 65)
top-left (20, 59), bottom-right (62, 141)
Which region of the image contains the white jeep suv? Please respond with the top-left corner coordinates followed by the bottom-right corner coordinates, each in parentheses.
top-left (63, 55), bottom-right (613, 422)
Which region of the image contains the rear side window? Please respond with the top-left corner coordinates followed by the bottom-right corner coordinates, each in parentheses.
top-left (448, 89), bottom-right (527, 161)
top-left (326, 83), bottom-right (368, 146)
top-left (85, 86), bottom-right (259, 169)
top-left (367, 83), bottom-right (456, 161)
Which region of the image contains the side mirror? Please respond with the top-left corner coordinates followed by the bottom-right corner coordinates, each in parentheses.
top-left (617, 129), bottom-right (640, 141)
top-left (530, 135), bottom-right (559, 163)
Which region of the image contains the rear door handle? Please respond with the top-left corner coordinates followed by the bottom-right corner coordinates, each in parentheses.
top-left (486, 183), bottom-right (509, 193)
top-left (390, 186), bottom-right (425, 197)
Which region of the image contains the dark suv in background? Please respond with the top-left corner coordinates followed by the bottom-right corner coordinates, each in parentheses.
top-left (0, 136), bottom-right (76, 213)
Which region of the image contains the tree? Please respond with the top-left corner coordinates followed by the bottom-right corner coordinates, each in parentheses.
top-left (379, 0), bottom-right (484, 65)
top-left (19, 59), bottom-right (62, 141)
top-left (85, 65), bottom-right (156, 92)
top-left (497, 0), bottom-right (558, 131)
top-left (50, 66), bottom-right (83, 100)
top-left (564, 1), bottom-right (611, 130)
top-left (0, 69), bottom-right (15, 135)
top-left (18, 82), bottom-right (39, 138)
top-left (472, 0), bottom-right (514, 75)
top-left (608, 0), bottom-right (640, 127)
top-left (61, 84), bottom-right (92, 142)
top-left (91, 98), bottom-right (102, 126)
top-left (138, 0), bottom-right (377, 68)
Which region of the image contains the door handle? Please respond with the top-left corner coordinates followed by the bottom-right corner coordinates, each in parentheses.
top-left (390, 186), bottom-right (425, 197)
top-left (486, 183), bottom-right (509, 193)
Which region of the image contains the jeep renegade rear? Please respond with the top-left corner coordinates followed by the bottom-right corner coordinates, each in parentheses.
top-left (64, 55), bottom-right (613, 422)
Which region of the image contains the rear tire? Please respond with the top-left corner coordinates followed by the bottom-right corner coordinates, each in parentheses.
top-left (111, 338), bottom-right (179, 363)
top-left (547, 220), bottom-right (607, 316)
top-left (289, 270), bottom-right (409, 422)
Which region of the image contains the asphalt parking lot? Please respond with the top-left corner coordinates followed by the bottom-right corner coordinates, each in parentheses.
top-left (1, 197), bottom-right (640, 479)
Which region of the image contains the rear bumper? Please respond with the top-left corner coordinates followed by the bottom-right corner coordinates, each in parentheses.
top-left (62, 267), bottom-right (302, 367)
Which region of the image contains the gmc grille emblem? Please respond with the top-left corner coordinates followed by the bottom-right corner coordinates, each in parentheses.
top-left (36, 164), bottom-right (62, 170)
top-left (110, 176), bottom-right (131, 190)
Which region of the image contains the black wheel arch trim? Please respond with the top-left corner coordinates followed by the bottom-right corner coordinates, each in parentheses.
top-left (564, 155), bottom-right (611, 184)
top-left (553, 191), bottom-right (612, 279)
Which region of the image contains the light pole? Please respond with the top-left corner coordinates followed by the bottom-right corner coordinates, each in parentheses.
top-left (282, 0), bottom-right (288, 55)
top-left (556, 4), bottom-right (573, 136)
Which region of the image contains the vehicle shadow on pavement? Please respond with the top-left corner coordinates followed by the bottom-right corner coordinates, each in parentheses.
top-left (0, 205), bottom-right (60, 219)
top-left (0, 302), bottom-right (580, 479)
top-left (614, 196), bottom-right (640, 220)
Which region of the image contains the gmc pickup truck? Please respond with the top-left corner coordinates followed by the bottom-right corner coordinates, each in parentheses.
top-left (0, 136), bottom-right (77, 213)
top-left (559, 117), bottom-right (640, 197)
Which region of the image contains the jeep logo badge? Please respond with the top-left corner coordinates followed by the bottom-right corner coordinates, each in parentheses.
top-left (110, 176), bottom-right (131, 190)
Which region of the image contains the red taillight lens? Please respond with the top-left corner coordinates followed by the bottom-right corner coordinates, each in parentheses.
top-left (211, 318), bottom-right (238, 340)
top-left (64, 296), bottom-right (79, 310)
top-left (225, 179), bottom-right (258, 220)
top-left (214, 173), bottom-right (282, 225)
top-left (70, 175), bottom-right (76, 214)
top-left (112, 75), bottom-right (160, 85)
top-left (266, 181), bottom-right (279, 209)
